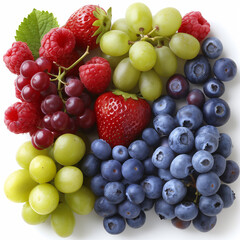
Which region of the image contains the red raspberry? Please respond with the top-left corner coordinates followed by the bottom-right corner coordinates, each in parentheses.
top-left (3, 41), bottom-right (34, 75)
top-left (178, 11), bottom-right (210, 41)
top-left (79, 57), bottom-right (111, 94)
top-left (4, 102), bottom-right (40, 134)
top-left (39, 27), bottom-right (76, 62)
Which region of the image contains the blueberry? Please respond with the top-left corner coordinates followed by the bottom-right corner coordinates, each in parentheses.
top-left (154, 198), bottom-right (175, 220)
top-left (220, 160), bottom-right (240, 183)
top-left (142, 128), bottom-right (161, 147)
top-left (103, 215), bottom-right (126, 234)
top-left (195, 132), bottom-right (219, 153)
top-left (126, 211), bottom-right (146, 228)
top-left (153, 113), bottom-right (177, 136)
top-left (186, 89), bottom-right (205, 108)
top-left (192, 150), bottom-right (214, 173)
top-left (91, 139), bottom-right (112, 160)
top-left (112, 145), bottom-right (129, 163)
top-left (152, 95), bottom-right (176, 116)
top-left (101, 160), bottom-right (122, 181)
top-left (216, 133), bottom-right (232, 158)
top-left (166, 74), bottom-right (189, 99)
top-left (217, 184), bottom-right (236, 208)
top-left (201, 37), bottom-right (223, 59)
top-left (203, 78), bottom-right (225, 98)
top-left (162, 179), bottom-right (187, 205)
top-left (193, 213), bottom-right (217, 232)
top-left (199, 194), bottom-right (223, 216)
top-left (174, 202), bottom-right (198, 221)
top-left (168, 127), bottom-right (194, 154)
top-left (121, 158), bottom-right (144, 183)
top-left (79, 153), bottom-right (100, 177)
top-left (176, 105), bottom-right (203, 130)
top-left (213, 57), bottom-right (237, 81)
top-left (211, 153), bottom-right (226, 176)
top-left (125, 184), bottom-right (145, 204)
top-left (158, 168), bottom-right (174, 181)
top-left (143, 157), bottom-right (158, 175)
top-left (140, 197), bottom-right (154, 211)
top-left (118, 200), bottom-right (141, 219)
top-left (90, 174), bottom-right (108, 196)
top-left (141, 175), bottom-right (163, 199)
top-left (94, 196), bottom-right (118, 217)
top-left (104, 182), bottom-right (125, 204)
top-left (184, 55), bottom-right (211, 84)
top-left (128, 140), bottom-right (150, 161)
top-left (170, 154), bottom-right (192, 179)
top-left (195, 125), bottom-right (220, 140)
top-left (196, 171), bottom-right (221, 196)
top-left (171, 217), bottom-right (191, 229)
top-left (152, 146), bottom-right (175, 169)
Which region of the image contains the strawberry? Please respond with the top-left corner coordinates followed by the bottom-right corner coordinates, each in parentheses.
top-left (94, 90), bottom-right (151, 148)
top-left (79, 56), bottom-right (111, 94)
top-left (64, 5), bottom-right (112, 50)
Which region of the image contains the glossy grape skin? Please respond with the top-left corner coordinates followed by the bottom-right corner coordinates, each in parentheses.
top-left (51, 203), bottom-right (75, 238)
top-left (100, 30), bottom-right (130, 56)
top-left (4, 169), bottom-right (38, 203)
top-left (139, 70), bottom-right (162, 101)
top-left (169, 33), bottom-right (200, 60)
top-left (186, 89), bottom-right (205, 108)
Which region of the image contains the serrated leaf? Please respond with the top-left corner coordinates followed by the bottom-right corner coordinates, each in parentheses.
top-left (15, 9), bottom-right (59, 59)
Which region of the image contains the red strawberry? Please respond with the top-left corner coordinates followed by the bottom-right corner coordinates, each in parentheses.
top-left (79, 57), bottom-right (111, 94)
top-left (95, 90), bottom-right (151, 148)
top-left (64, 5), bottom-right (112, 50)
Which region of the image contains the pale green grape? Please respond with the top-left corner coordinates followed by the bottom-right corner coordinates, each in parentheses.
top-left (154, 46), bottom-right (178, 77)
top-left (169, 33), bottom-right (200, 59)
top-left (29, 183), bottom-right (59, 215)
top-left (29, 155), bottom-right (56, 183)
top-left (53, 133), bottom-right (86, 166)
top-left (4, 169), bottom-right (38, 203)
top-left (51, 203), bottom-right (75, 238)
top-left (129, 41), bottom-right (157, 71)
top-left (100, 30), bottom-right (130, 56)
top-left (139, 70), bottom-right (163, 101)
top-left (111, 18), bottom-right (139, 41)
top-left (65, 185), bottom-right (95, 215)
top-left (101, 52), bottom-right (128, 69)
top-left (113, 57), bottom-right (140, 91)
top-left (54, 166), bottom-right (83, 193)
top-left (152, 7), bottom-right (182, 36)
top-left (125, 2), bottom-right (152, 34)
top-left (22, 201), bottom-right (49, 225)
top-left (16, 141), bottom-right (48, 169)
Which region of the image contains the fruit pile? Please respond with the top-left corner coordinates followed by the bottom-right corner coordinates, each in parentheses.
top-left (2, 2), bottom-right (239, 238)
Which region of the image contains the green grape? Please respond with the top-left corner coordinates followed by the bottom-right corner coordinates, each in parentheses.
top-left (125, 2), bottom-right (152, 34)
top-left (152, 7), bottom-right (182, 36)
top-left (54, 166), bottom-right (83, 193)
top-left (22, 201), bottom-right (49, 225)
top-left (16, 141), bottom-right (48, 169)
top-left (169, 33), bottom-right (200, 59)
top-left (65, 185), bottom-right (95, 215)
top-left (4, 169), bottom-right (38, 203)
top-left (100, 30), bottom-right (130, 56)
top-left (113, 57), bottom-right (140, 91)
top-left (139, 70), bottom-right (163, 101)
top-left (51, 203), bottom-right (75, 238)
top-left (129, 41), bottom-right (157, 71)
top-left (101, 52), bottom-right (128, 69)
top-left (154, 46), bottom-right (178, 77)
top-left (53, 133), bottom-right (86, 166)
top-left (29, 183), bottom-right (59, 215)
top-left (111, 18), bottom-right (139, 41)
top-left (29, 155), bottom-right (56, 183)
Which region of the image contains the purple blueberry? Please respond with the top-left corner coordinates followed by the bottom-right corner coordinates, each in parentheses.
top-left (90, 174), bottom-right (108, 196)
top-left (203, 78), bottom-right (225, 98)
top-left (211, 154), bottom-right (226, 176)
top-left (216, 133), bottom-right (232, 158)
top-left (142, 128), bottom-right (161, 147)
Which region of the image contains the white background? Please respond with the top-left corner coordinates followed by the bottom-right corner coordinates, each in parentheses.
top-left (0, 0), bottom-right (240, 239)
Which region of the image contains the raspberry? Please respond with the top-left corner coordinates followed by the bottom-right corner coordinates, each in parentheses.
top-left (4, 102), bottom-right (40, 134)
top-left (79, 57), bottom-right (111, 94)
top-left (178, 11), bottom-right (210, 42)
top-left (39, 27), bottom-right (76, 62)
top-left (3, 41), bottom-right (34, 75)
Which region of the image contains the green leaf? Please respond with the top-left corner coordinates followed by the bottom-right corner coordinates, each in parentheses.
top-left (15, 9), bottom-right (59, 59)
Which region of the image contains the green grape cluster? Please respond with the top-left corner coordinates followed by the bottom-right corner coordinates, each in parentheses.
top-left (100, 3), bottom-right (200, 101)
top-left (4, 134), bottom-right (95, 238)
